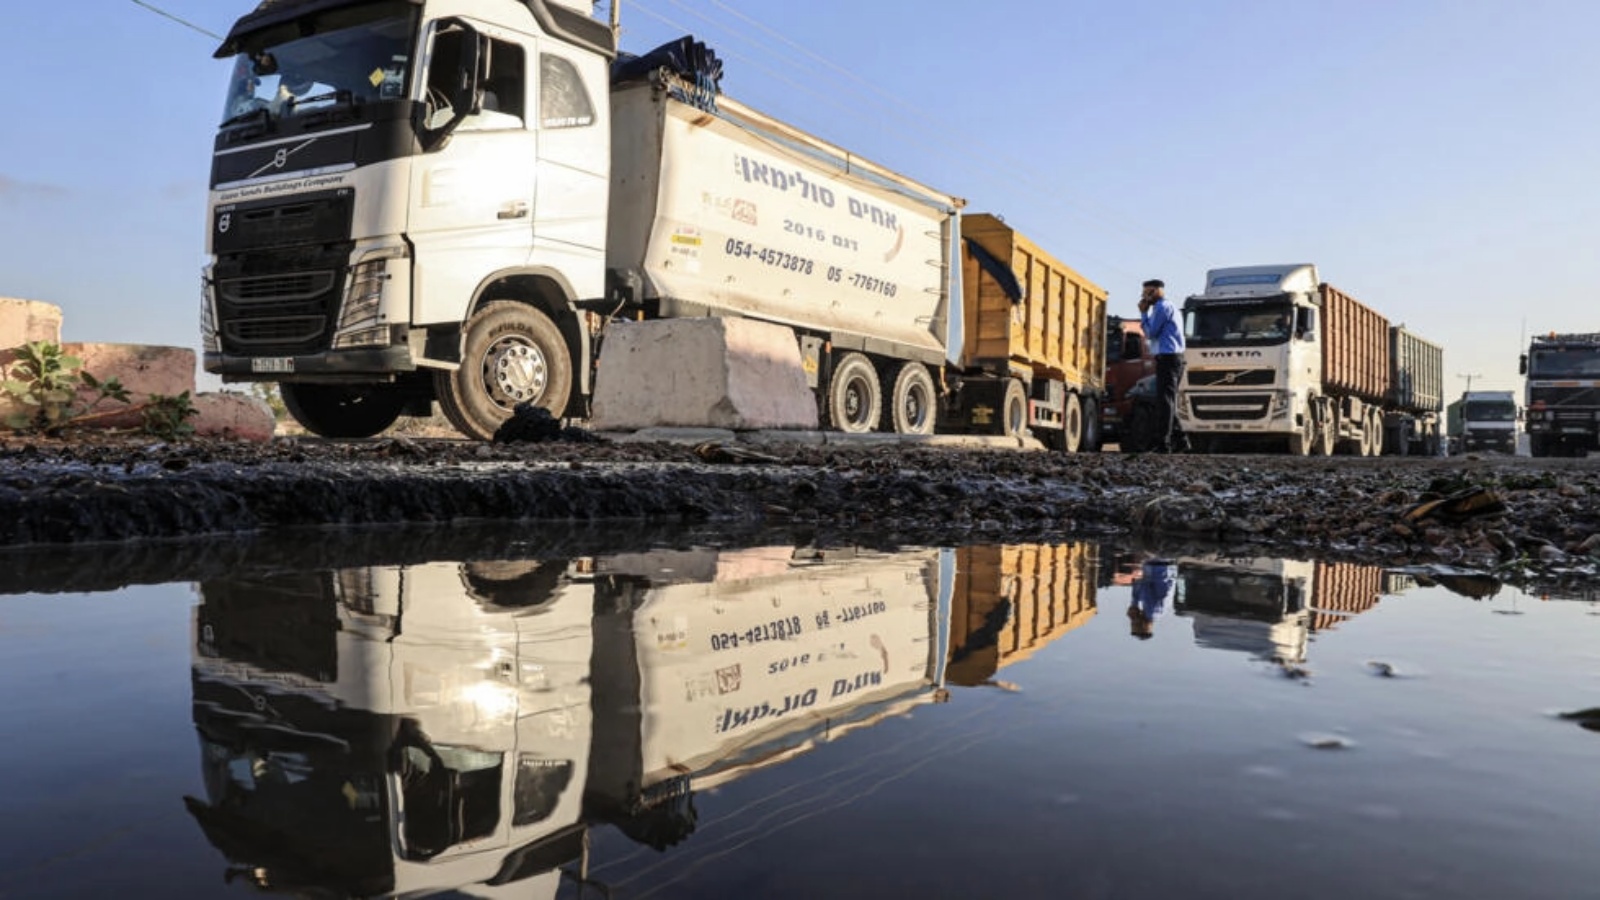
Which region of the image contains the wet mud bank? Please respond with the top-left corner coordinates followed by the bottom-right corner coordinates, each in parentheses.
top-left (2, 437), bottom-right (1598, 595)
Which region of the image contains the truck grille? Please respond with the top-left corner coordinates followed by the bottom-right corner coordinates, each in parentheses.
top-left (1189, 368), bottom-right (1275, 388)
top-left (1188, 393), bottom-right (1271, 421)
top-left (215, 267), bottom-right (341, 355)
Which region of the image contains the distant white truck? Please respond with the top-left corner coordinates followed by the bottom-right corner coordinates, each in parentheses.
top-left (1449, 390), bottom-right (1518, 454)
top-left (1177, 264), bottom-right (1443, 455)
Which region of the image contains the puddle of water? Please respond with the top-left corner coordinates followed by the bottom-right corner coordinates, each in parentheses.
top-left (0, 534), bottom-right (1596, 899)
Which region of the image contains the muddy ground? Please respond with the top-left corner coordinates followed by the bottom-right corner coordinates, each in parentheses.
top-left (1, 434), bottom-right (1597, 598)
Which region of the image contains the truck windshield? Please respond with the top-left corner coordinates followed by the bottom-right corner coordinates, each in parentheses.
top-left (1463, 401), bottom-right (1516, 421)
top-left (1185, 301), bottom-right (1293, 348)
top-left (220, 2), bottom-right (417, 126)
top-left (1529, 349), bottom-right (1600, 378)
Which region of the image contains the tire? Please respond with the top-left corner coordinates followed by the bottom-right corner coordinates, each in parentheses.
top-left (1059, 393), bottom-right (1083, 453)
top-left (825, 352), bottom-right (881, 433)
top-left (1080, 396), bottom-right (1102, 453)
top-left (1288, 410), bottom-right (1315, 455)
top-left (1001, 378), bottom-right (1028, 438)
top-left (1367, 409), bottom-right (1385, 456)
top-left (885, 362), bottom-right (937, 435)
top-left (435, 301), bottom-right (572, 441)
top-left (1313, 403), bottom-right (1335, 456)
top-left (281, 383), bottom-right (405, 439)
top-left (1529, 435), bottom-right (1552, 458)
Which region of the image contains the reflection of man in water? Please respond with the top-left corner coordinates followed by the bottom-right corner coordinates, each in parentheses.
top-left (1128, 559), bottom-right (1176, 640)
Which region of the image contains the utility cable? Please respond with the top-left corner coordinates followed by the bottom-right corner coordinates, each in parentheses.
top-left (128, 0), bottom-right (223, 41)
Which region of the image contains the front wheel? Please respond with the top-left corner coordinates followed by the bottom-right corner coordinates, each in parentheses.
top-left (435, 301), bottom-right (572, 441)
top-left (281, 383), bottom-right (405, 439)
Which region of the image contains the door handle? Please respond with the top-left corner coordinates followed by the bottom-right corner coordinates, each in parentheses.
top-left (498, 200), bottom-right (529, 220)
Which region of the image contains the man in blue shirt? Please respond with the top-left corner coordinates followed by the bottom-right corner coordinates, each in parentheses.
top-left (1138, 279), bottom-right (1186, 453)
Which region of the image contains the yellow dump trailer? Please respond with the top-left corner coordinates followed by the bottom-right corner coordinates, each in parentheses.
top-left (945, 214), bottom-right (1109, 451)
top-left (946, 543), bottom-right (1097, 687)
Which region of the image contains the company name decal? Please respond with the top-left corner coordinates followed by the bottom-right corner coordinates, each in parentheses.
top-left (217, 173), bottom-right (349, 203)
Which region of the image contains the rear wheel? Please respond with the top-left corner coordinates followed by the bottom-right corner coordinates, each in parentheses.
top-left (436, 301), bottom-right (572, 441)
top-left (825, 352), bottom-right (881, 433)
top-left (884, 362), bottom-right (937, 435)
top-left (1059, 393), bottom-right (1084, 453)
top-left (1001, 378), bottom-right (1028, 438)
top-left (281, 383), bottom-right (405, 439)
top-left (1367, 409), bottom-right (1385, 456)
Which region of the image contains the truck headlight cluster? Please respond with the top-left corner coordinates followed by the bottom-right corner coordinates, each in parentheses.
top-left (333, 251), bottom-right (403, 349)
top-left (1270, 391), bottom-right (1289, 419)
top-left (200, 274), bottom-right (219, 354)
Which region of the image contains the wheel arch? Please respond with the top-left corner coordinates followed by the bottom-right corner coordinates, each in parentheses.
top-left (461, 267), bottom-right (589, 406)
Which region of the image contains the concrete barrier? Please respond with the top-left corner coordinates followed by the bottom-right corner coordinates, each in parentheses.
top-left (588, 318), bottom-right (819, 431)
top-left (0, 298), bottom-right (63, 348)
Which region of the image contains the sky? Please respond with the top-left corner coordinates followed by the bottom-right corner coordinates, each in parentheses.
top-left (2, 0), bottom-right (1597, 396)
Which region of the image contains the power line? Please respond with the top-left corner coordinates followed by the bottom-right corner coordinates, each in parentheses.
top-left (128, 0), bottom-right (223, 41)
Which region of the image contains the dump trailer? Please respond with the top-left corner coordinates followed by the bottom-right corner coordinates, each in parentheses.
top-left (1521, 332), bottom-right (1600, 456)
top-left (945, 543), bottom-right (1097, 687)
top-left (947, 215), bottom-right (1109, 450)
top-left (1177, 265), bottom-right (1442, 455)
top-left (1386, 326), bottom-right (1446, 455)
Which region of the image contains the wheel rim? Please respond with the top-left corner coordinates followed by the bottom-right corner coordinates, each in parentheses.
top-left (902, 384), bottom-right (928, 430)
top-left (844, 375), bottom-right (872, 428)
top-left (485, 336), bottom-right (548, 410)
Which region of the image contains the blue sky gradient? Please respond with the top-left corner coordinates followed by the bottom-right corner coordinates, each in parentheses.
top-left (2, 0), bottom-right (1595, 394)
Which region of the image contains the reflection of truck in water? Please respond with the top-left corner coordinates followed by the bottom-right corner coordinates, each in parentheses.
top-left (184, 543), bottom-right (958, 893)
top-left (945, 543), bottom-right (1097, 686)
top-left (1446, 390), bottom-right (1519, 455)
top-left (1177, 265), bottom-right (1443, 456)
top-left (584, 546), bottom-right (949, 846)
top-left (1521, 332), bottom-right (1600, 457)
top-left (186, 558), bottom-right (595, 897)
top-left (1173, 556), bottom-right (1389, 665)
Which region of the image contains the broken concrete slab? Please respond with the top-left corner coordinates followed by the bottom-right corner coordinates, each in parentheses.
top-left (588, 318), bottom-right (819, 431)
top-left (0, 298), bottom-right (63, 348)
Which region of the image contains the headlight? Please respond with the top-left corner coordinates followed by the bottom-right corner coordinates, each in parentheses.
top-left (200, 273), bottom-right (220, 353)
top-left (339, 257), bottom-right (390, 329)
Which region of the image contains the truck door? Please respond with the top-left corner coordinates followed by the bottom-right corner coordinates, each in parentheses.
top-left (532, 49), bottom-right (609, 271)
top-left (408, 20), bottom-right (538, 325)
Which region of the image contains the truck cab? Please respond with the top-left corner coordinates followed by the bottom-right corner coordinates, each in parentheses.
top-left (1101, 316), bottom-right (1154, 446)
top-left (1521, 333), bottom-right (1600, 457)
top-left (203, 0), bottom-right (617, 439)
top-left (1177, 264), bottom-right (1324, 454)
top-left (1454, 390), bottom-right (1519, 455)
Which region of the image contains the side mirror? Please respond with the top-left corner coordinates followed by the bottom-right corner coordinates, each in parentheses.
top-left (420, 21), bottom-right (483, 150)
top-left (1295, 307), bottom-right (1316, 341)
top-left (1518, 354), bottom-right (1528, 376)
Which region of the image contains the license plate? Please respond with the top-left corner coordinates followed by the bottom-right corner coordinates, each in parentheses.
top-left (250, 357), bottom-right (294, 373)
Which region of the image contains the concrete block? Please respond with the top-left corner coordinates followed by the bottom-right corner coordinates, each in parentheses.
top-left (191, 391), bottom-right (277, 442)
top-left (0, 298), bottom-right (63, 348)
top-left (588, 318), bottom-right (819, 431)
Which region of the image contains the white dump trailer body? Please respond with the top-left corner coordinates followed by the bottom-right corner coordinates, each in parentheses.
top-left (608, 81), bottom-right (960, 365)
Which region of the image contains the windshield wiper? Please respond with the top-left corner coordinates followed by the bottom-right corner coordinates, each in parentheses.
top-left (286, 89), bottom-right (353, 113)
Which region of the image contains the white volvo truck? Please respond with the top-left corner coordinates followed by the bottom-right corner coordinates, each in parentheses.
top-left (201, 0), bottom-right (973, 439)
top-left (1177, 264), bottom-right (1442, 455)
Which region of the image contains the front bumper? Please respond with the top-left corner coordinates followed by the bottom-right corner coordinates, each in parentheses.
top-left (205, 345), bottom-right (415, 380)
